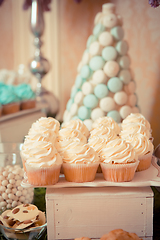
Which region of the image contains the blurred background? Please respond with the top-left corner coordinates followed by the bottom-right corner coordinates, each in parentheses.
top-left (0, 0), bottom-right (160, 147)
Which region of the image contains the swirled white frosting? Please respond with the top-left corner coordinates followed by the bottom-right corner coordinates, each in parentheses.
top-left (57, 128), bottom-right (87, 143)
top-left (24, 128), bottom-right (57, 144)
top-left (88, 137), bottom-right (114, 156)
top-left (100, 138), bottom-right (138, 164)
top-left (120, 123), bottom-right (151, 139)
top-left (56, 139), bottom-right (99, 164)
top-left (122, 113), bottom-right (151, 130)
top-left (21, 141), bottom-right (62, 167)
top-left (121, 133), bottom-right (154, 157)
top-left (89, 126), bottom-right (118, 141)
top-left (61, 119), bottom-right (90, 138)
top-left (29, 117), bottom-right (60, 135)
top-left (92, 116), bottom-right (120, 135)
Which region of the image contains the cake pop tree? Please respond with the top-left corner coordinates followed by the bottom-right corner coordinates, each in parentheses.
top-left (63, 3), bottom-right (140, 130)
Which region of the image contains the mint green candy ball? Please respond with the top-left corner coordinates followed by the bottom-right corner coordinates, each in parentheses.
top-left (107, 77), bottom-right (123, 93)
top-left (94, 84), bottom-right (109, 99)
top-left (89, 56), bottom-right (105, 71)
top-left (107, 110), bottom-right (121, 123)
top-left (78, 106), bottom-right (91, 120)
top-left (83, 94), bottom-right (98, 109)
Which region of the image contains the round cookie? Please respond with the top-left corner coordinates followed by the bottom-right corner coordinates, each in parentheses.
top-left (83, 94), bottom-right (98, 109)
top-left (81, 50), bottom-right (90, 65)
top-left (91, 107), bottom-right (105, 121)
top-left (100, 97), bottom-right (116, 112)
top-left (98, 31), bottom-right (113, 47)
top-left (119, 105), bottom-right (132, 119)
top-left (74, 91), bottom-right (84, 105)
top-left (89, 56), bottom-right (105, 71)
top-left (124, 80), bottom-right (136, 94)
top-left (70, 103), bottom-right (78, 116)
top-left (82, 82), bottom-right (94, 95)
top-left (92, 69), bottom-right (108, 84)
top-left (80, 65), bottom-right (92, 79)
top-left (116, 40), bottom-right (128, 55)
top-left (94, 83), bottom-right (109, 99)
top-left (103, 60), bottom-right (120, 77)
top-left (66, 98), bottom-right (74, 111)
top-left (83, 119), bottom-right (93, 131)
top-left (78, 106), bottom-right (91, 120)
top-left (127, 93), bottom-right (137, 107)
top-left (93, 23), bottom-right (105, 37)
top-left (119, 69), bottom-right (131, 84)
top-left (107, 77), bottom-right (123, 93)
top-left (102, 46), bottom-right (118, 61)
top-left (111, 26), bottom-right (124, 41)
top-left (118, 55), bottom-right (130, 69)
top-left (86, 35), bottom-right (97, 49)
top-left (114, 91), bottom-right (128, 105)
top-left (89, 41), bottom-right (102, 56)
top-left (107, 110), bottom-right (121, 123)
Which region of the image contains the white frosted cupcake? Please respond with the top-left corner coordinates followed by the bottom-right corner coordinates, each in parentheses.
top-left (121, 133), bottom-right (154, 171)
top-left (57, 128), bottom-right (87, 143)
top-left (92, 116), bottom-right (121, 135)
top-left (58, 139), bottom-right (99, 183)
top-left (89, 126), bottom-right (118, 140)
top-left (61, 119), bottom-right (90, 138)
top-left (100, 138), bottom-right (139, 182)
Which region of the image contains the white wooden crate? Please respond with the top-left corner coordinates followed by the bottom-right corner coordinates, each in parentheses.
top-left (46, 186), bottom-right (153, 240)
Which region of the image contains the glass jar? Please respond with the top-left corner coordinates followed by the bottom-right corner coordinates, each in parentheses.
top-left (0, 143), bottom-right (34, 212)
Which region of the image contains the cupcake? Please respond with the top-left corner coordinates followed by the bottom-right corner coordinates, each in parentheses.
top-left (89, 126), bottom-right (118, 140)
top-left (121, 133), bottom-right (154, 171)
top-left (92, 116), bottom-right (121, 135)
top-left (99, 138), bottom-right (139, 182)
top-left (23, 141), bottom-right (62, 186)
top-left (61, 119), bottom-right (90, 138)
top-left (122, 113), bottom-right (151, 130)
top-left (57, 128), bottom-right (87, 143)
top-left (14, 83), bottom-right (36, 110)
top-left (58, 139), bottom-right (99, 183)
top-left (0, 84), bottom-right (20, 115)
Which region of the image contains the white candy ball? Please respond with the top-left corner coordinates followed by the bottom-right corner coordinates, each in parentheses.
top-left (7, 204), bottom-right (12, 209)
top-left (7, 184), bottom-right (13, 189)
top-left (9, 179), bottom-right (15, 184)
top-left (12, 188), bottom-right (17, 194)
top-left (19, 196), bottom-right (25, 203)
top-left (7, 173), bottom-right (14, 179)
top-left (8, 193), bottom-right (15, 200)
top-left (0, 186), bottom-right (6, 192)
top-left (0, 201), bottom-right (7, 208)
top-left (16, 191), bottom-right (22, 197)
top-left (1, 180), bottom-right (8, 186)
top-left (12, 201), bottom-right (18, 208)
top-left (2, 193), bottom-right (8, 200)
top-left (6, 199), bottom-right (12, 204)
top-left (3, 171), bottom-right (8, 177)
top-left (17, 186), bottom-right (23, 191)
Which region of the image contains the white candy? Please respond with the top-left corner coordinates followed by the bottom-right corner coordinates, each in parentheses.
top-left (6, 199), bottom-right (12, 204)
top-left (0, 175), bottom-right (5, 181)
top-left (82, 51), bottom-right (90, 65)
top-left (0, 186), bottom-right (6, 192)
top-left (83, 119), bottom-right (93, 131)
top-left (12, 188), bottom-right (17, 194)
top-left (7, 184), bottom-right (13, 189)
top-left (0, 201), bottom-right (7, 208)
top-left (8, 193), bottom-right (15, 200)
top-left (7, 204), bottom-right (12, 209)
top-left (12, 201), bottom-right (18, 208)
top-left (15, 174), bottom-right (21, 180)
top-left (70, 103), bottom-right (78, 116)
top-left (7, 173), bottom-right (14, 179)
top-left (3, 171), bottom-right (8, 177)
top-left (19, 196), bottom-right (25, 203)
top-left (92, 69), bottom-right (108, 84)
top-left (100, 97), bottom-right (116, 112)
top-left (9, 179), bottom-right (15, 184)
top-left (2, 193), bottom-right (8, 200)
top-left (15, 180), bottom-right (22, 187)
top-left (1, 179), bottom-right (8, 186)
top-left (89, 41), bottom-right (102, 56)
top-left (94, 12), bottom-right (103, 25)
top-left (91, 107), bottom-right (105, 121)
top-left (74, 91), bottom-right (84, 105)
top-left (17, 186), bottom-right (23, 191)
top-left (22, 189), bottom-right (27, 196)
top-left (82, 82), bottom-right (94, 95)
top-left (16, 191), bottom-right (22, 197)
top-left (6, 188), bottom-right (11, 194)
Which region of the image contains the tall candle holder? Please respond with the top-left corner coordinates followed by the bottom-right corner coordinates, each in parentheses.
top-left (29, 0), bottom-right (59, 117)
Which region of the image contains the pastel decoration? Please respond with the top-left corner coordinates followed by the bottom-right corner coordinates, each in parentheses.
top-left (83, 119), bottom-right (93, 131)
top-left (103, 60), bottom-right (120, 77)
top-left (94, 83), bottom-right (109, 99)
top-left (102, 3), bottom-right (116, 14)
top-left (127, 93), bottom-right (137, 107)
top-left (86, 35), bottom-right (97, 49)
top-left (116, 40), bottom-right (128, 55)
top-left (83, 94), bottom-right (98, 109)
top-left (98, 31), bottom-right (113, 47)
top-left (132, 106), bottom-right (140, 113)
top-left (77, 61), bottom-right (83, 73)
top-left (99, 97), bottom-right (116, 112)
top-left (93, 23), bottom-right (105, 37)
top-left (110, 26), bottom-right (124, 41)
top-left (72, 115), bottom-right (79, 120)
top-left (117, 15), bottom-right (123, 26)
top-left (124, 80), bottom-right (136, 94)
top-left (74, 91), bottom-right (84, 105)
top-left (63, 110), bottom-right (72, 122)
top-left (78, 106), bottom-right (91, 120)
top-left (89, 41), bottom-right (102, 56)
top-left (102, 46), bottom-right (117, 61)
top-left (70, 103), bottom-right (78, 116)
top-left (118, 69), bottom-right (131, 84)
top-left (82, 82), bottom-right (94, 95)
top-left (89, 56), bottom-right (105, 71)
top-left (107, 77), bottom-right (123, 93)
top-left (75, 75), bottom-right (83, 89)
top-left (107, 110), bottom-right (121, 123)
top-left (91, 107), bottom-right (105, 121)
top-left (114, 91), bottom-right (128, 105)
top-left (92, 69), bottom-right (108, 84)
top-left (119, 105), bottom-right (132, 119)
top-left (94, 12), bottom-right (103, 25)
top-left (82, 50), bottom-right (90, 65)
top-left (66, 98), bottom-right (73, 111)
top-left (103, 13), bottom-right (117, 28)
top-left (80, 65), bottom-right (92, 79)
top-left (71, 86), bottom-right (79, 99)
top-left (118, 55), bottom-right (130, 69)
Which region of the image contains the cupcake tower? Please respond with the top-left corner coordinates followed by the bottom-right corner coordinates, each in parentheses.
top-left (63, 3), bottom-right (140, 130)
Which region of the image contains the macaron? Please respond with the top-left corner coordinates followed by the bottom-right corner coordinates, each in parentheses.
top-left (123, 80), bottom-right (136, 94)
top-left (132, 106), bottom-right (140, 113)
top-left (103, 60), bottom-right (120, 77)
top-left (82, 50), bottom-right (90, 65)
top-left (75, 75), bottom-right (83, 89)
top-left (118, 69), bottom-right (131, 84)
top-left (71, 86), bottom-right (79, 99)
top-left (63, 110), bottom-right (72, 122)
top-left (89, 41), bottom-right (102, 56)
top-left (74, 91), bottom-right (84, 105)
top-left (107, 110), bottom-right (121, 123)
top-left (94, 83), bottom-right (109, 99)
top-left (116, 40), bottom-right (128, 55)
top-left (103, 13), bottom-right (117, 28)
top-left (107, 77), bottom-right (123, 93)
top-left (89, 56), bottom-right (105, 71)
top-left (99, 96), bottom-right (116, 112)
top-left (118, 55), bottom-right (130, 69)
top-left (70, 102), bottom-right (78, 116)
top-left (82, 82), bottom-right (94, 95)
top-left (93, 23), bottom-right (105, 37)
top-left (94, 12), bottom-right (103, 25)
top-left (119, 105), bottom-right (132, 119)
top-left (92, 69), bottom-right (108, 84)
top-left (83, 94), bottom-right (98, 109)
top-left (102, 46), bottom-right (118, 61)
top-left (91, 107), bottom-right (105, 121)
top-left (78, 106), bottom-right (91, 120)
top-left (83, 119), bottom-right (93, 131)
top-left (114, 91), bottom-right (128, 105)
top-left (86, 35), bottom-right (97, 49)
top-left (80, 65), bottom-right (92, 79)
top-left (98, 31), bottom-right (113, 47)
top-left (77, 61), bottom-right (83, 73)
top-left (110, 26), bottom-right (124, 41)
top-left (66, 98), bottom-right (74, 111)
